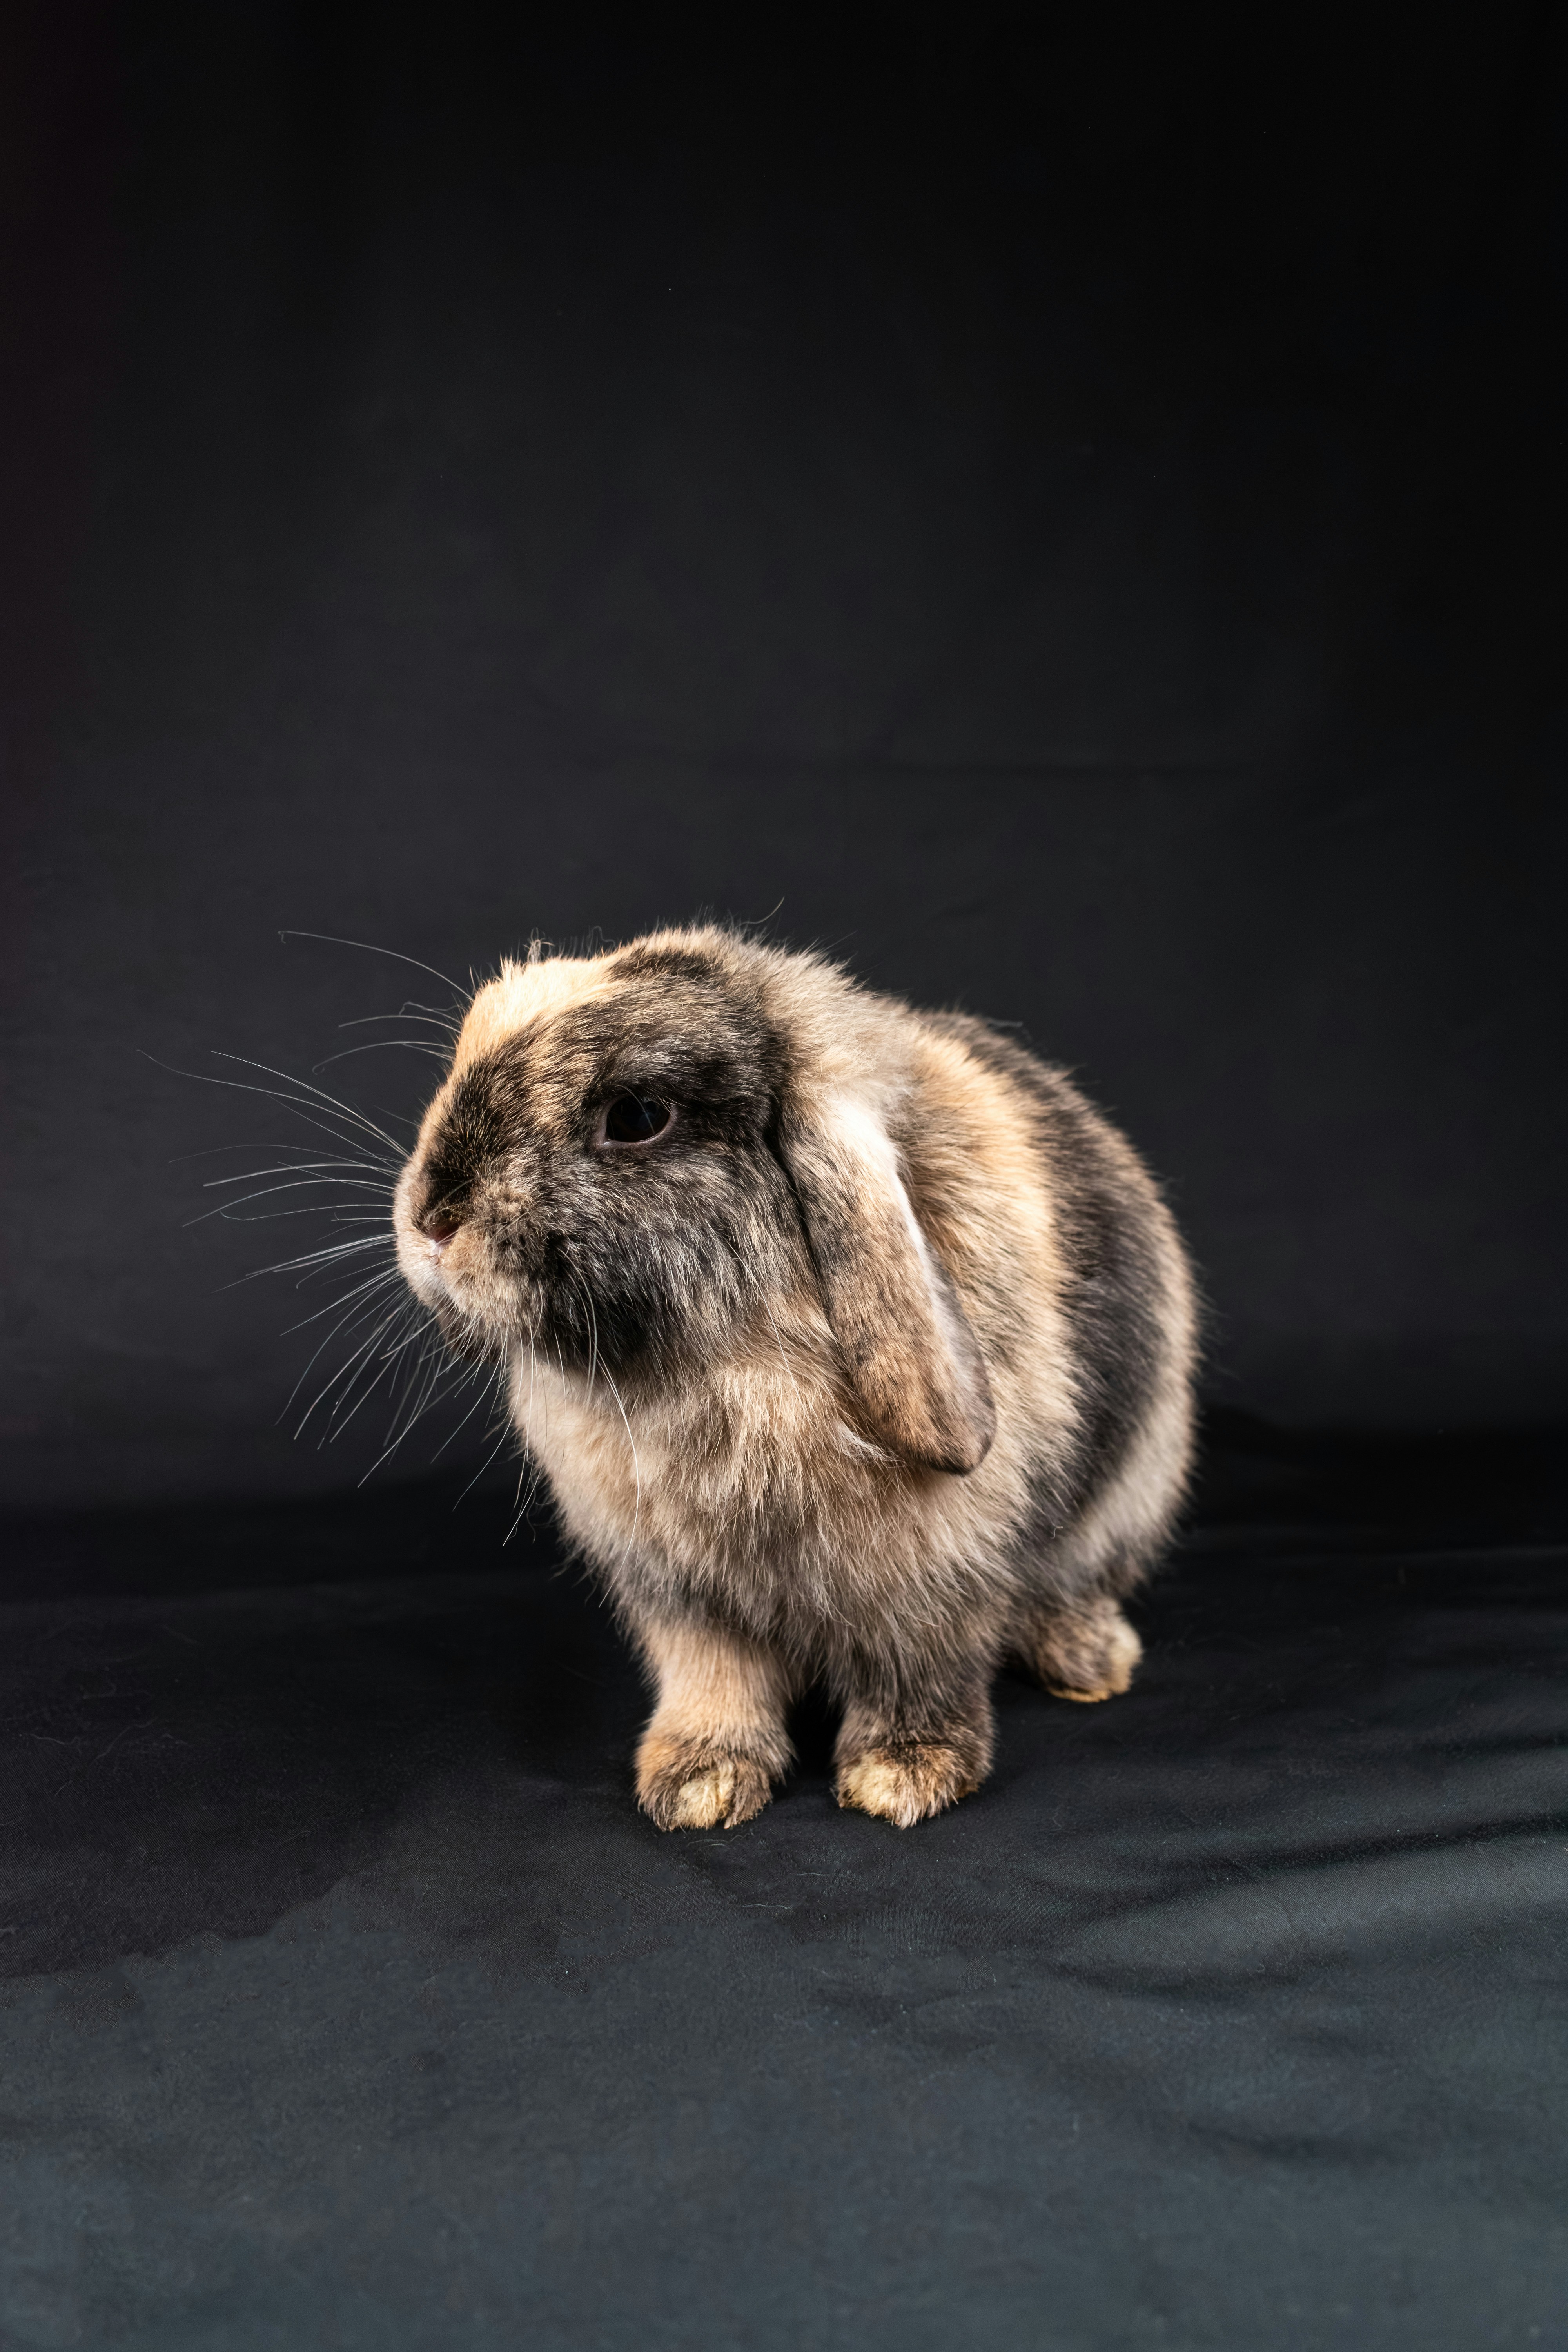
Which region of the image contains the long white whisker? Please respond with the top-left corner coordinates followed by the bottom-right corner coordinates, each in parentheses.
top-left (207, 1053), bottom-right (407, 1155)
top-left (599, 1365), bottom-right (642, 1552)
top-left (206, 1214), bottom-right (394, 1255)
top-left (319, 1340), bottom-right (410, 1449)
top-left (147, 1056), bottom-right (405, 1165)
top-left (204, 1187), bottom-right (397, 1211)
top-left (383, 1327), bottom-right (451, 1443)
top-left (427, 1366), bottom-right (496, 1462)
top-left (187, 1176), bottom-right (396, 1225)
top-left (276, 1283), bottom-right (398, 1418)
top-left (291, 1299), bottom-right (411, 1436)
top-left (278, 929), bottom-right (472, 1002)
top-left (281, 1266), bottom-right (404, 1347)
top-left (205, 1156), bottom-right (397, 1184)
top-left (325, 1316), bottom-right (431, 1446)
top-left (218, 1212), bottom-right (394, 1246)
top-left (225, 1236), bottom-right (395, 1290)
top-left (361, 1333), bottom-right (475, 1476)
top-left (285, 1308), bottom-right (408, 1419)
top-left (312, 1041), bottom-right (452, 1072)
top-left (502, 1338), bottom-right (541, 1543)
top-left (171, 1139), bottom-right (401, 1168)
top-left (338, 1007), bottom-right (461, 1037)
top-left (504, 1450), bottom-right (545, 1545)
top-left (567, 1269), bottom-right (600, 1402)
top-left (449, 1400), bottom-right (514, 1508)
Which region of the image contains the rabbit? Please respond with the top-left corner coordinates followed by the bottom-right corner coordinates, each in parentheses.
top-left (392, 926), bottom-right (1198, 1830)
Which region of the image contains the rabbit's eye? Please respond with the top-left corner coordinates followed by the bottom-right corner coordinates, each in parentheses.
top-left (599, 1094), bottom-right (674, 1147)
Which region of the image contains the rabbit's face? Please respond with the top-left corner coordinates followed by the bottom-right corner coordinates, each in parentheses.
top-left (393, 944), bottom-right (803, 1381)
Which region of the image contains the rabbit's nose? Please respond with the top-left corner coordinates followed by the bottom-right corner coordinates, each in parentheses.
top-left (422, 1210), bottom-right (462, 1251)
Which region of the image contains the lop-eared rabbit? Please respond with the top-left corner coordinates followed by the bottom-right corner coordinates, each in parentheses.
top-left (394, 927), bottom-right (1196, 1830)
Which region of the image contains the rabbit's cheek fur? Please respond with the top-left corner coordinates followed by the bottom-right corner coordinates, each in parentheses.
top-left (390, 927), bottom-right (1199, 1830)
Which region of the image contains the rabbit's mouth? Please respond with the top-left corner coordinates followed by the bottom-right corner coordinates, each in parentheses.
top-left (426, 1286), bottom-right (514, 1367)
top-left (398, 1206), bottom-right (539, 1356)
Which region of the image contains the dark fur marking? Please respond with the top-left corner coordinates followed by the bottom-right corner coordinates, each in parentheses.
top-left (922, 1013), bottom-right (1171, 1533)
top-left (419, 1060), bottom-right (514, 1225)
top-left (608, 943), bottom-right (733, 989)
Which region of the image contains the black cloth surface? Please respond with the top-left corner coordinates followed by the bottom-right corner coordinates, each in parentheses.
top-left (2, 1427), bottom-right (1564, 2350)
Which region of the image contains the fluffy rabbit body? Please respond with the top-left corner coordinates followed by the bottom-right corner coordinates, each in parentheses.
top-left (393, 927), bottom-right (1196, 1829)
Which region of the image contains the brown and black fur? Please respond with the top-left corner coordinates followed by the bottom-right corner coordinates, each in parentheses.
top-left (393, 927), bottom-right (1198, 1830)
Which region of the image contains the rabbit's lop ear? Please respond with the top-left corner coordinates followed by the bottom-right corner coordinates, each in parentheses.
top-left (783, 1093), bottom-right (996, 1474)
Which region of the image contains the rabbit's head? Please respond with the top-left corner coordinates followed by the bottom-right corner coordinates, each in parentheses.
top-left (394, 929), bottom-right (995, 1474)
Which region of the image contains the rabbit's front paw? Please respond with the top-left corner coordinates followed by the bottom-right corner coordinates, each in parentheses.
top-left (635, 1733), bottom-right (776, 1831)
top-left (836, 1742), bottom-right (981, 1828)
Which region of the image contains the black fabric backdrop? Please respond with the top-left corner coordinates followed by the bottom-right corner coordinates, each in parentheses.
top-left (2, 7), bottom-right (1566, 2347)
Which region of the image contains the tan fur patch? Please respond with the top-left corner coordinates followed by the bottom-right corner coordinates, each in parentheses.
top-left (836, 1744), bottom-right (982, 1828)
top-left (450, 953), bottom-right (615, 1074)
